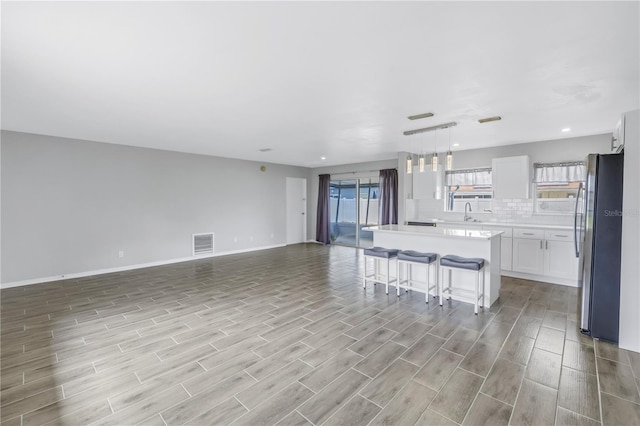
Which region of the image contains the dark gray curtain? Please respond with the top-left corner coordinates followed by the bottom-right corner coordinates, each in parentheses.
top-left (379, 169), bottom-right (398, 225)
top-left (316, 174), bottom-right (331, 244)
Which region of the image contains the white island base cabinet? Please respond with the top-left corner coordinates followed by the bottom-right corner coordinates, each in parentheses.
top-left (366, 225), bottom-right (503, 308)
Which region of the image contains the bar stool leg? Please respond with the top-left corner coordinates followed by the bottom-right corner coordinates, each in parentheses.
top-left (363, 257), bottom-right (367, 289)
top-left (374, 259), bottom-right (379, 286)
top-left (474, 270), bottom-right (479, 315)
top-left (480, 268), bottom-right (485, 308)
top-left (439, 266), bottom-right (443, 306)
top-left (396, 261), bottom-right (401, 297)
top-left (385, 258), bottom-right (389, 295)
top-left (425, 263), bottom-right (430, 303)
top-left (435, 262), bottom-right (440, 300)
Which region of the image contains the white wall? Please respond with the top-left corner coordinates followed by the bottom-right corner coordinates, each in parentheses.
top-left (1, 131), bottom-right (309, 285)
top-left (424, 133), bottom-right (613, 170)
top-left (619, 110), bottom-right (640, 353)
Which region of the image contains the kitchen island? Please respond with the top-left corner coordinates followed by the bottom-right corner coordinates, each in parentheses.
top-left (365, 225), bottom-right (503, 307)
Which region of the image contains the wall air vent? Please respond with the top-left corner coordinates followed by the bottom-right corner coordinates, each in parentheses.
top-left (192, 233), bottom-right (214, 256)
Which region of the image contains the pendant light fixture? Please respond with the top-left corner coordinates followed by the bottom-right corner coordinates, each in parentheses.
top-left (431, 129), bottom-right (439, 172)
top-left (418, 132), bottom-right (426, 172)
top-left (403, 121), bottom-right (458, 174)
top-left (446, 126), bottom-right (453, 171)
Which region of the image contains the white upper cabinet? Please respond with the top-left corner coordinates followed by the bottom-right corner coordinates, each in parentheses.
top-left (412, 168), bottom-right (444, 200)
top-left (492, 155), bottom-right (531, 199)
top-left (612, 115), bottom-right (625, 152)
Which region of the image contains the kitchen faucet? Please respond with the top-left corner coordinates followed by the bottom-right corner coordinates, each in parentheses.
top-left (464, 202), bottom-right (472, 221)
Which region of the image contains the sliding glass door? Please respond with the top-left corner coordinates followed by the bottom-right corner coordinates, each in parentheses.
top-left (329, 177), bottom-right (379, 247)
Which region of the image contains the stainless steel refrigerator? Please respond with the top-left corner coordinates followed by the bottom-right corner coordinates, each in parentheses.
top-left (575, 153), bottom-right (624, 343)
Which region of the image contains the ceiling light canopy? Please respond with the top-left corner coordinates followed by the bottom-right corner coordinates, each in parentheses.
top-left (403, 121), bottom-right (457, 136)
top-left (407, 112), bottom-right (434, 120)
top-left (562, 128), bottom-right (571, 132)
top-left (478, 116), bottom-right (502, 124)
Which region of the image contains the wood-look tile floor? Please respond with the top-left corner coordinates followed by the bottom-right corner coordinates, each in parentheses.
top-left (1, 244), bottom-right (639, 426)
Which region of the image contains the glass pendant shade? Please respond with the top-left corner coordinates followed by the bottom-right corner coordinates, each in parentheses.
top-left (431, 153), bottom-right (438, 171)
top-left (406, 154), bottom-right (413, 174)
top-left (446, 151), bottom-right (453, 170)
top-left (418, 154), bottom-right (425, 173)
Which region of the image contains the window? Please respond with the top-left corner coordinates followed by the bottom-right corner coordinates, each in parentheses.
top-left (533, 162), bottom-right (585, 214)
top-left (445, 168), bottom-right (493, 212)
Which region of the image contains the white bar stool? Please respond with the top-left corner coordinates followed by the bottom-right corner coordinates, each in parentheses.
top-left (363, 247), bottom-right (399, 295)
top-left (439, 255), bottom-right (485, 314)
top-left (396, 250), bottom-right (438, 303)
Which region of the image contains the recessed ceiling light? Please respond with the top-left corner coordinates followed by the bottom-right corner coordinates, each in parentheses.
top-left (453, 143), bottom-right (460, 147)
top-left (258, 148), bottom-right (272, 152)
top-left (562, 128), bottom-right (571, 132)
top-left (320, 156), bottom-right (326, 160)
top-left (408, 112), bottom-right (434, 120)
top-left (478, 116), bottom-right (502, 124)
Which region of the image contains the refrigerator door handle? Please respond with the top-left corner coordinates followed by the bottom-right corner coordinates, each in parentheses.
top-left (574, 182), bottom-right (583, 258)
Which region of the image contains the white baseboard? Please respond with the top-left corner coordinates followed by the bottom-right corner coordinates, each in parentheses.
top-left (1, 243), bottom-right (287, 289)
top-left (501, 270), bottom-right (579, 287)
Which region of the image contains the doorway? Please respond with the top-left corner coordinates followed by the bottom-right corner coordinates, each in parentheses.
top-left (286, 177), bottom-right (307, 245)
top-left (329, 177), bottom-right (379, 247)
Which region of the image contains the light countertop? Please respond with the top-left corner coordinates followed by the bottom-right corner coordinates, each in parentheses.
top-left (410, 219), bottom-right (573, 231)
top-left (364, 225), bottom-right (503, 240)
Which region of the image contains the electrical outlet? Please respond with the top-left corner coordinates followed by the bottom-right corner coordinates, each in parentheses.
top-left (270, 233), bottom-right (274, 239)
top-left (249, 236), bottom-right (253, 242)
top-left (118, 251), bottom-right (124, 258)
top-left (234, 237), bottom-right (237, 243)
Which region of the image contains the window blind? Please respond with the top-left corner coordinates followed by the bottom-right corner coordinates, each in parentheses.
top-left (445, 168), bottom-right (492, 186)
top-left (533, 161), bottom-right (585, 183)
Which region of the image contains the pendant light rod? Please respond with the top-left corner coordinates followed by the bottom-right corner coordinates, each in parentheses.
top-left (446, 126), bottom-right (453, 171)
top-left (403, 121), bottom-right (457, 136)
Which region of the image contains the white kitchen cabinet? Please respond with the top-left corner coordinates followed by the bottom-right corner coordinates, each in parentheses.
top-left (612, 115), bottom-right (625, 152)
top-left (513, 237), bottom-right (545, 274)
top-left (483, 225), bottom-right (513, 271)
top-left (501, 237), bottom-right (513, 271)
top-left (492, 155), bottom-right (531, 199)
top-left (512, 227), bottom-right (578, 282)
top-left (431, 222), bottom-right (578, 284)
top-left (543, 230), bottom-right (579, 279)
top-left (412, 168), bottom-right (444, 199)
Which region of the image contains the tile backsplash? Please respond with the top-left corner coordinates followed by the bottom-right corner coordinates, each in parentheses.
top-left (406, 198), bottom-right (574, 226)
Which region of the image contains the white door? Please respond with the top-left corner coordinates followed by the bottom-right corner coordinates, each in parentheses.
top-left (286, 177), bottom-right (307, 245)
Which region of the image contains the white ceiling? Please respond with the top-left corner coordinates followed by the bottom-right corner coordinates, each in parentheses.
top-left (2, 1), bottom-right (639, 167)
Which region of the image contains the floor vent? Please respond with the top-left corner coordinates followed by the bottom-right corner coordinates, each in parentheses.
top-left (192, 233), bottom-right (214, 256)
